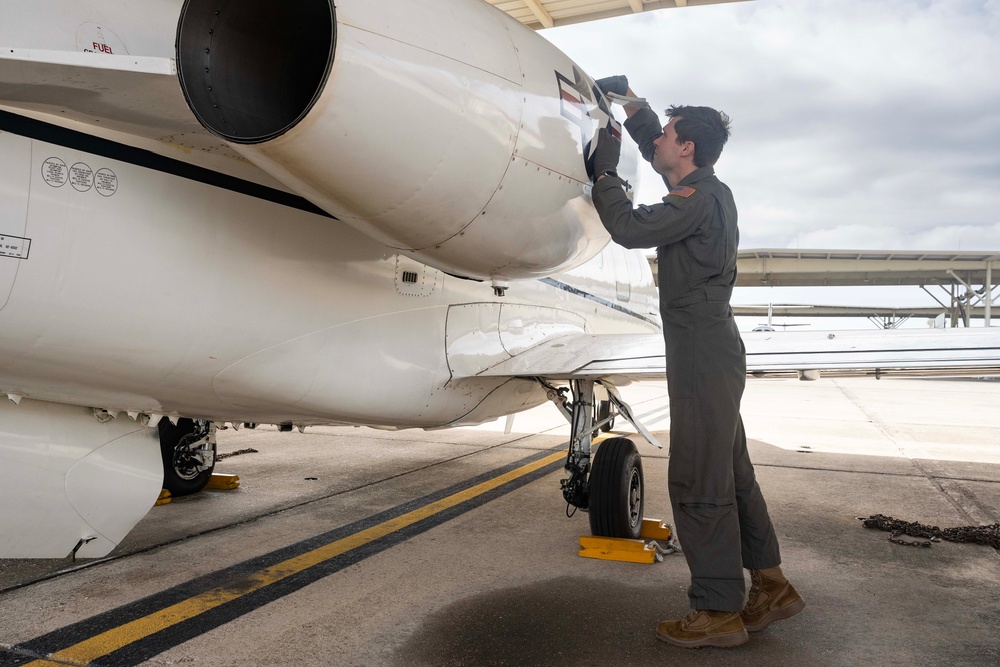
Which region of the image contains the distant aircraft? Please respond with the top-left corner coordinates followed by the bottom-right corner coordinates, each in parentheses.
top-left (2, 0), bottom-right (998, 559)
top-left (750, 303), bottom-right (810, 332)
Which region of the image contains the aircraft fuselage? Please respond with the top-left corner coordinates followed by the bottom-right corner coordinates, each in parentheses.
top-left (0, 118), bottom-right (659, 429)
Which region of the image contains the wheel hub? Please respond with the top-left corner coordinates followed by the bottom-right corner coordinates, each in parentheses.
top-left (628, 468), bottom-right (642, 527)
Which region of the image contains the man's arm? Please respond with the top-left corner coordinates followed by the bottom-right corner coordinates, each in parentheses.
top-left (623, 106), bottom-right (663, 167)
top-left (594, 78), bottom-right (662, 164)
top-left (592, 178), bottom-right (708, 249)
top-left (622, 87), bottom-right (647, 119)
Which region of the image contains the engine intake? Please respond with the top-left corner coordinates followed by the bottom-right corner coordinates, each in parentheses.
top-left (176, 0), bottom-right (334, 143)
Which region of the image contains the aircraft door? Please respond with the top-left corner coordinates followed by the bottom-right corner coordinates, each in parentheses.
top-left (0, 132), bottom-right (31, 312)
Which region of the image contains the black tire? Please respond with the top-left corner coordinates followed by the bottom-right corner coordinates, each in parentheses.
top-left (588, 437), bottom-right (644, 538)
top-left (158, 418), bottom-right (216, 496)
top-left (596, 400), bottom-right (615, 433)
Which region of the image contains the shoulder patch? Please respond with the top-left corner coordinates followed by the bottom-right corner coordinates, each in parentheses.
top-left (668, 185), bottom-right (697, 198)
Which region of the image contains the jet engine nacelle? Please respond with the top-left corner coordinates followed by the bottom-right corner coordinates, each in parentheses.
top-left (176, 0), bottom-right (634, 282)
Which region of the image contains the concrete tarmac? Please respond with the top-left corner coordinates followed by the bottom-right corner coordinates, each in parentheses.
top-left (1, 377), bottom-right (999, 666)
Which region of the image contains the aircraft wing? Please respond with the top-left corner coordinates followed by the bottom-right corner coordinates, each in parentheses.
top-left (466, 328), bottom-right (1000, 381)
top-left (0, 49), bottom-right (232, 154)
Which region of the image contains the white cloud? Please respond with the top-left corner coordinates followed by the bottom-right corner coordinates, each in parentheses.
top-left (542, 0), bottom-right (1000, 253)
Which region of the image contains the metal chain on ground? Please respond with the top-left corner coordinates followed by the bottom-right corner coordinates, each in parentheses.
top-left (216, 447), bottom-right (259, 461)
top-left (859, 513), bottom-right (1000, 549)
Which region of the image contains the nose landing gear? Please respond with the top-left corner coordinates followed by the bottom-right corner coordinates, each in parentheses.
top-left (538, 378), bottom-right (661, 539)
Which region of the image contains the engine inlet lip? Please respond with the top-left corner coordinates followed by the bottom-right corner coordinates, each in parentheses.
top-left (175, 0), bottom-right (336, 145)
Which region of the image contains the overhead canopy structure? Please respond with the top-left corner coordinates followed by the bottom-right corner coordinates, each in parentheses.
top-left (735, 249), bottom-right (1000, 288)
top-left (649, 250), bottom-right (1000, 327)
top-left (487, 0), bottom-right (751, 30)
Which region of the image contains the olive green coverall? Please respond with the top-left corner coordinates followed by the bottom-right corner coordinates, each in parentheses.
top-left (591, 108), bottom-right (781, 612)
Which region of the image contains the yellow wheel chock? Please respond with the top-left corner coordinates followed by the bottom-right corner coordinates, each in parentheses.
top-left (206, 473), bottom-right (241, 490)
top-left (579, 519), bottom-right (679, 564)
top-left (157, 473), bottom-right (239, 507)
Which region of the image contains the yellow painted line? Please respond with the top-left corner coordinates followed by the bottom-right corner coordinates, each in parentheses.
top-left (24, 449), bottom-right (567, 667)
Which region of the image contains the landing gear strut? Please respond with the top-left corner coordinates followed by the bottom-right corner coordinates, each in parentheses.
top-left (158, 418), bottom-right (216, 496)
top-left (539, 378), bottom-right (661, 538)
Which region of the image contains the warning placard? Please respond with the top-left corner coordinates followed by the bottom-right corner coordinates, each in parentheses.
top-left (71, 162), bottom-right (95, 192)
top-left (95, 168), bottom-right (118, 197)
top-left (0, 235), bottom-right (30, 260)
top-left (42, 157), bottom-right (68, 187)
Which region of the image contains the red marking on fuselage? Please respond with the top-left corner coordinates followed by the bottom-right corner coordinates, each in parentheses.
top-left (560, 89), bottom-right (581, 104)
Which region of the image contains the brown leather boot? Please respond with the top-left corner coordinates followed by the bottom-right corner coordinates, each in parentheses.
top-left (655, 610), bottom-right (749, 648)
top-left (741, 566), bottom-right (805, 632)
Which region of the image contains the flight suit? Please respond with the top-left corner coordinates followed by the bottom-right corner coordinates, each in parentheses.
top-left (591, 107), bottom-right (781, 612)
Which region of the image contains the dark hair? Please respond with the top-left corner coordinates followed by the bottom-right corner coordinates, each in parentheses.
top-left (665, 105), bottom-right (732, 167)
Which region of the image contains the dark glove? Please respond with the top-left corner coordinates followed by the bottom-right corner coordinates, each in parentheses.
top-left (591, 127), bottom-right (621, 182)
top-left (595, 75), bottom-right (629, 98)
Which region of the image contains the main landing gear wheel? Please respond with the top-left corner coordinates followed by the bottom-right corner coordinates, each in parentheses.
top-left (588, 437), bottom-right (644, 539)
top-left (158, 418), bottom-right (216, 496)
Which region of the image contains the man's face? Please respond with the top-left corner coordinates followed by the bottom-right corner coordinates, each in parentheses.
top-left (651, 117), bottom-right (691, 175)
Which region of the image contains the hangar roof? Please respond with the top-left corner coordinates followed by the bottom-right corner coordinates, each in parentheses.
top-left (488, 0), bottom-right (751, 30)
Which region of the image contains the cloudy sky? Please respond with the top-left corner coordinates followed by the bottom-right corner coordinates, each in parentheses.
top-left (542, 0), bottom-right (1000, 326)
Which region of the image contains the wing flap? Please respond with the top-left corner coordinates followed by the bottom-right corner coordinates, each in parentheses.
top-left (469, 333), bottom-right (666, 380)
top-left (466, 329), bottom-right (1000, 381)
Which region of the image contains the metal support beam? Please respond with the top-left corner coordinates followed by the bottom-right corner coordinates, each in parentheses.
top-left (947, 268), bottom-right (975, 296)
top-left (922, 285), bottom-right (950, 311)
top-left (523, 0), bottom-right (554, 28)
top-left (950, 285), bottom-right (958, 328)
top-left (945, 272), bottom-right (976, 327)
top-left (867, 315), bottom-right (910, 330)
top-left (987, 262), bottom-right (993, 327)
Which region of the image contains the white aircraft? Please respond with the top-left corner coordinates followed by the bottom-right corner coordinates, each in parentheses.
top-left (2, 0), bottom-right (998, 560)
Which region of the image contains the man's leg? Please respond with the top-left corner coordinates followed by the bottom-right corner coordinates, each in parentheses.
top-left (732, 415), bottom-right (780, 569)
top-left (732, 415), bottom-right (805, 631)
top-left (656, 311), bottom-right (749, 647)
top-left (658, 395), bottom-right (749, 648)
top-left (667, 396), bottom-right (746, 612)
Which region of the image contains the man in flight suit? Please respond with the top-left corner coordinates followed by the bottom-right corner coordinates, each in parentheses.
top-left (589, 76), bottom-right (804, 648)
